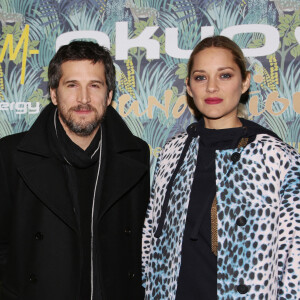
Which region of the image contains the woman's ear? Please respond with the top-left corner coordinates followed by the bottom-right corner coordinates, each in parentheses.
top-left (186, 77), bottom-right (193, 97)
top-left (242, 71), bottom-right (251, 94)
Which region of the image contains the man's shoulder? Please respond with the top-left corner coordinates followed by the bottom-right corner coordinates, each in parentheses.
top-left (0, 132), bottom-right (27, 152)
top-left (132, 134), bottom-right (149, 150)
top-left (127, 134), bottom-right (150, 165)
top-left (105, 106), bottom-right (149, 153)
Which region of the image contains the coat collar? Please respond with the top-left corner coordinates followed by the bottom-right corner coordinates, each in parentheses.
top-left (17, 103), bottom-right (54, 157)
top-left (17, 103), bottom-right (141, 156)
top-left (104, 105), bottom-right (143, 153)
top-left (16, 103), bottom-right (148, 230)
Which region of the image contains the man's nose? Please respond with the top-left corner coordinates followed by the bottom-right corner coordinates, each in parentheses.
top-left (78, 87), bottom-right (90, 104)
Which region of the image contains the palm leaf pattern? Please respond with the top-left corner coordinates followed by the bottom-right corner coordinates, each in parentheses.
top-left (0, 0), bottom-right (298, 173)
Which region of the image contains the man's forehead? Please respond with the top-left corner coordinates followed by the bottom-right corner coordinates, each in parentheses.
top-left (60, 59), bottom-right (104, 68)
top-left (54, 61), bottom-right (107, 88)
top-left (59, 60), bottom-right (106, 79)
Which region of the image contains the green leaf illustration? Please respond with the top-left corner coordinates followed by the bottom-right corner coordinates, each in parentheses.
top-left (291, 45), bottom-right (300, 58)
top-left (175, 63), bottom-right (187, 79)
top-left (40, 67), bottom-right (48, 82)
top-left (248, 38), bottom-right (264, 48)
top-left (28, 89), bottom-right (50, 107)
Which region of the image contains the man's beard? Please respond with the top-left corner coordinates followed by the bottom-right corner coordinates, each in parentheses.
top-left (58, 103), bottom-right (107, 137)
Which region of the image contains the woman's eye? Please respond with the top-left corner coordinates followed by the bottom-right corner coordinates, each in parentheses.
top-left (195, 75), bottom-right (206, 81)
top-left (221, 73), bottom-right (232, 79)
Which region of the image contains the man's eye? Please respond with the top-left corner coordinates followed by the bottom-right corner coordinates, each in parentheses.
top-left (91, 84), bottom-right (100, 88)
top-left (67, 83), bottom-right (76, 87)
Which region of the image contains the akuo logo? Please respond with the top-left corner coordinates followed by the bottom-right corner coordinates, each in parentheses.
top-left (56, 22), bottom-right (300, 59)
top-left (0, 102), bottom-right (40, 114)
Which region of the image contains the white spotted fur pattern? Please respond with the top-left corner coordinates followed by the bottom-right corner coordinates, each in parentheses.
top-left (142, 133), bottom-right (300, 299)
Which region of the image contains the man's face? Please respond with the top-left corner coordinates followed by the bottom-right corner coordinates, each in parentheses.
top-left (50, 60), bottom-right (112, 137)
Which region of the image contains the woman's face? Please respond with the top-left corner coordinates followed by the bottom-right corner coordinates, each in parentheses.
top-left (186, 47), bottom-right (250, 128)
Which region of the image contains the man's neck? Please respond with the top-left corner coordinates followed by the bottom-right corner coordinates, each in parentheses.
top-left (67, 130), bottom-right (98, 150)
top-left (59, 121), bottom-right (100, 150)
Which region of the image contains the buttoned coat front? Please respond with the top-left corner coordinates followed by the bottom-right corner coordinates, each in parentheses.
top-left (142, 131), bottom-right (300, 300)
top-left (0, 104), bottom-right (150, 300)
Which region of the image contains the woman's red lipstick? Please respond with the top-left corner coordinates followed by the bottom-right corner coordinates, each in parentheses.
top-left (204, 97), bottom-right (223, 104)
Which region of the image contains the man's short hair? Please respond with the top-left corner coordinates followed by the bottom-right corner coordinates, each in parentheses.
top-left (48, 41), bottom-right (116, 92)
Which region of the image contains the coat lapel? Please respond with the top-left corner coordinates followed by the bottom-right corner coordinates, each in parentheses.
top-left (98, 151), bottom-right (147, 221)
top-left (96, 106), bottom-right (149, 221)
top-left (16, 156), bottom-right (78, 232)
top-left (15, 104), bottom-right (78, 232)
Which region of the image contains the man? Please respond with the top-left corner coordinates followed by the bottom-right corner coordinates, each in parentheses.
top-left (0, 41), bottom-right (150, 300)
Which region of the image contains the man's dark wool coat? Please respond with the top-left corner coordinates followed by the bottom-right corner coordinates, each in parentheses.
top-left (0, 103), bottom-right (150, 300)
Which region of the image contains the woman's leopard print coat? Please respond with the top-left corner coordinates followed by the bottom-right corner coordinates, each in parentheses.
top-left (142, 133), bottom-right (300, 300)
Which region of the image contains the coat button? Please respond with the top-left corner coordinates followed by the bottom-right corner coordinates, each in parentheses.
top-left (128, 272), bottom-right (135, 279)
top-left (29, 273), bottom-right (37, 283)
top-left (35, 232), bottom-right (43, 240)
top-left (124, 228), bottom-right (131, 235)
top-left (231, 152), bottom-right (241, 163)
top-left (237, 284), bottom-right (249, 294)
top-left (236, 216), bottom-right (247, 226)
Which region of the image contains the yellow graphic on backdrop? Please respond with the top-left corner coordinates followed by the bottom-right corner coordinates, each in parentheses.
top-left (0, 24), bottom-right (39, 85)
top-left (0, 65), bottom-right (4, 100)
top-left (114, 89), bottom-right (299, 119)
top-left (116, 90), bottom-right (188, 119)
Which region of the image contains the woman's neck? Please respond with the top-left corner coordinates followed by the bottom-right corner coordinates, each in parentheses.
top-left (204, 115), bottom-right (242, 129)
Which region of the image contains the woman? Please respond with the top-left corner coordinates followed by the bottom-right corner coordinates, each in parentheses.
top-left (142, 36), bottom-right (300, 299)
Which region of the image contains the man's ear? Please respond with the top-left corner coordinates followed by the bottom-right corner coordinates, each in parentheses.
top-left (50, 88), bottom-right (58, 105)
top-left (106, 90), bottom-right (113, 106)
top-left (185, 77), bottom-right (193, 98)
top-left (242, 72), bottom-right (251, 94)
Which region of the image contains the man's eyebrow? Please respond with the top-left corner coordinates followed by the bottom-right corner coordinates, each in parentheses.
top-left (90, 80), bottom-right (105, 85)
top-left (63, 79), bottom-right (78, 84)
top-left (63, 79), bottom-right (105, 85)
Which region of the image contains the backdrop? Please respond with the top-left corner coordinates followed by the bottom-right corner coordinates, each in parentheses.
top-left (0, 0), bottom-right (299, 180)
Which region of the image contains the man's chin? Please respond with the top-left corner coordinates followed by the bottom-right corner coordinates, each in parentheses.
top-left (69, 124), bottom-right (100, 137)
top-left (58, 109), bottom-right (105, 137)
top-left (62, 116), bottom-right (101, 137)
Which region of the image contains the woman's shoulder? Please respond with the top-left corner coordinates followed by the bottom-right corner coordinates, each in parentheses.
top-left (255, 133), bottom-right (299, 158)
top-left (162, 121), bottom-right (200, 150)
top-left (240, 118), bottom-right (298, 158)
top-left (163, 132), bottom-right (188, 149)
top-left (156, 132), bottom-right (190, 163)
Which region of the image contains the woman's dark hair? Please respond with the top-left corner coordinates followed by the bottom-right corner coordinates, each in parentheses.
top-left (48, 41), bottom-right (116, 93)
top-left (186, 36), bottom-right (250, 118)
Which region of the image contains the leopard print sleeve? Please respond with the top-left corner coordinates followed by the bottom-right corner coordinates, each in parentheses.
top-left (141, 153), bottom-right (162, 287)
top-left (277, 146), bottom-right (300, 299)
